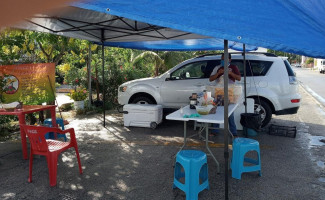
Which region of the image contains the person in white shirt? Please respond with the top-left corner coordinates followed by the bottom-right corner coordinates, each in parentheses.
top-left (209, 53), bottom-right (241, 137)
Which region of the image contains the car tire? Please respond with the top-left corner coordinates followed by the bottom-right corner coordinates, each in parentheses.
top-left (254, 99), bottom-right (272, 127)
top-left (131, 96), bottom-right (155, 105)
top-left (150, 122), bottom-right (157, 129)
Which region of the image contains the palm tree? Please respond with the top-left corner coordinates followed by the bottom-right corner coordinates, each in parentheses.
top-left (132, 51), bottom-right (193, 76)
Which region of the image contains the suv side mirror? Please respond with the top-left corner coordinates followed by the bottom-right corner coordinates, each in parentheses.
top-left (165, 74), bottom-right (171, 81)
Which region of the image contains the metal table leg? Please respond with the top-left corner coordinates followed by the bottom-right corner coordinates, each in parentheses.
top-left (205, 123), bottom-right (220, 173)
top-left (178, 121), bottom-right (187, 153)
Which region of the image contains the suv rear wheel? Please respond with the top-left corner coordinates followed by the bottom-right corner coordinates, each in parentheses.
top-left (254, 99), bottom-right (272, 127)
top-left (131, 96), bottom-right (155, 104)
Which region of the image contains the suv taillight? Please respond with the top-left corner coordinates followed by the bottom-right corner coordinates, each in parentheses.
top-left (291, 99), bottom-right (300, 103)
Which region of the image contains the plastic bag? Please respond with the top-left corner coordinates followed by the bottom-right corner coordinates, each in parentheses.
top-left (206, 84), bottom-right (242, 104)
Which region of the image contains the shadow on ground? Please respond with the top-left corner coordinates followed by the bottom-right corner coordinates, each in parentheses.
top-left (0, 110), bottom-right (324, 200)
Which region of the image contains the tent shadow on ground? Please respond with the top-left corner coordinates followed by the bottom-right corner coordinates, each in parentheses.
top-left (0, 112), bottom-right (324, 199)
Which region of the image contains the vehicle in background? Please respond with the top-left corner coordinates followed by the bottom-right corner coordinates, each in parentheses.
top-left (292, 63), bottom-right (301, 68)
top-left (314, 58), bottom-right (325, 73)
top-left (118, 53), bottom-right (301, 127)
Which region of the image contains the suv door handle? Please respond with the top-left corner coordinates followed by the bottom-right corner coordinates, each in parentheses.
top-left (195, 83), bottom-right (204, 87)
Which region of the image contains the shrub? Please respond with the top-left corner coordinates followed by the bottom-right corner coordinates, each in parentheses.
top-left (68, 87), bottom-right (88, 101)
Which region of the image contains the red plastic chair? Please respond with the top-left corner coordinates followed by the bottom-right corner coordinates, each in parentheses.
top-left (21, 125), bottom-right (83, 186)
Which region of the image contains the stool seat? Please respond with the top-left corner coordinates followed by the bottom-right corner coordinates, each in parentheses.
top-left (234, 138), bottom-right (259, 146)
top-left (44, 118), bottom-right (67, 141)
top-left (173, 150), bottom-right (209, 200)
top-left (178, 149), bottom-right (207, 160)
top-left (231, 138), bottom-right (262, 180)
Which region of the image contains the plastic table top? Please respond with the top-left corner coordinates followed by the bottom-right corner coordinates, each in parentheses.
top-left (0, 105), bottom-right (57, 159)
top-left (166, 104), bottom-right (239, 123)
top-left (0, 105), bottom-right (56, 115)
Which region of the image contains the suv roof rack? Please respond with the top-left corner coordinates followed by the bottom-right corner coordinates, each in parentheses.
top-left (195, 52), bottom-right (277, 58)
top-left (239, 52), bottom-right (278, 57)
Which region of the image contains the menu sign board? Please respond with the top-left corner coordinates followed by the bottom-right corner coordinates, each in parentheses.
top-left (0, 63), bottom-right (55, 104)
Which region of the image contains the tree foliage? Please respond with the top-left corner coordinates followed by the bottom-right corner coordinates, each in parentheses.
top-left (0, 29), bottom-right (221, 108)
top-left (267, 49), bottom-right (301, 64)
top-left (306, 57), bottom-right (314, 64)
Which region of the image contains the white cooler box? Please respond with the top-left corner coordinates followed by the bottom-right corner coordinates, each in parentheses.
top-left (123, 104), bottom-right (163, 129)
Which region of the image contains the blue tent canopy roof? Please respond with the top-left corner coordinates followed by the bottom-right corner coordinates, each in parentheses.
top-left (99, 38), bottom-right (258, 51)
top-left (14, 6), bottom-right (255, 52)
top-left (74, 0), bottom-right (325, 58)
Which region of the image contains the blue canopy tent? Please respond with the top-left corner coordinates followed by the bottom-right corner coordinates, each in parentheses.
top-left (14, 6), bottom-right (256, 51)
top-left (74, 0), bottom-right (325, 59)
top-left (13, 5), bottom-right (256, 127)
top-left (11, 1), bottom-right (325, 199)
top-left (100, 38), bottom-right (256, 51)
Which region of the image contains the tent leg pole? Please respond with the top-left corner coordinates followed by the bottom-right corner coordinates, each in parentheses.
top-left (88, 43), bottom-right (92, 108)
top-left (224, 40), bottom-right (229, 200)
top-left (101, 29), bottom-right (105, 127)
top-left (243, 44), bottom-right (248, 137)
top-left (243, 44), bottom-right (247, 113)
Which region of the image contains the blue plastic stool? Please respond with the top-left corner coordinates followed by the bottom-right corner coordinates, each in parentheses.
top-left (44, 118), bottom-right (67, 141)
top-left (243, 127), bottom-right (258, 136)
top-left (173, 150), bottom-right (209, 200)
top-left (231, 138), bottom-right (262, 180)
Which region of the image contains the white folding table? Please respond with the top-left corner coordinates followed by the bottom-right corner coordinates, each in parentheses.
top-left (166, 104), bottom-right (239, 173)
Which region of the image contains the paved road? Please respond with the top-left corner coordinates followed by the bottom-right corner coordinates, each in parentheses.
top-left (294, 67), bottom-right (325, 106)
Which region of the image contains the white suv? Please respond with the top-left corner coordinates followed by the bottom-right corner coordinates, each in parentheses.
top-left (118, 53), bottom-right (301, 127)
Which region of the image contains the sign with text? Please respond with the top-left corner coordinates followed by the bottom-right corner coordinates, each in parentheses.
top-left (0, 63), bottom-right (55, 104)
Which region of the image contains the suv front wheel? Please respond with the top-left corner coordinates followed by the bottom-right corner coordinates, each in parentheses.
top-left (131, 96), bottom-right (155, 105)
top-left (254, 99), bottom-right (272, 127)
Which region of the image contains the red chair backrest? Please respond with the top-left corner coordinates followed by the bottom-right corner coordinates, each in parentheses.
top-left (22, 125), bottom-right (62, 152)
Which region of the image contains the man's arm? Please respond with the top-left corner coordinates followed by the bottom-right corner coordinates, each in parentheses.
top-left (209, 68), bottom-right (224, 82)
top-left (229, 71), bottom-right (241, 81)
top-left (229, 66), bottom-right (241, 81)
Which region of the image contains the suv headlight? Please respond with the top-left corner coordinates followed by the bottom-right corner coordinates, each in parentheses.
top-left (119, 86), bottom-right (127, 92)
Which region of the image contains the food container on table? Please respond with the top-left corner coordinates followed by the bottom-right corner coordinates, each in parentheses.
top-left (195, 105), bottom-right (213, 115)
top-left (189, 98), bottom-right (197, 109)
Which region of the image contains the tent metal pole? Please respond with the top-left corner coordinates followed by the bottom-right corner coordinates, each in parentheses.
top-left (101, 29), bottom-right (106, 127)
top-left (243, 44), bottom-right (248, 137)
top-left (243, 44), bottom-right (247, 113)
top-left (88, 43), bottom-right (92, 108)
top-left (223, 40), bottom-right (229, 200)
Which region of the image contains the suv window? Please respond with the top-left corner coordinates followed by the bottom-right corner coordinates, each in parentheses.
top-left (284, 60), bottom-right (295, 76)
top-left (171, 61), bottom-right (208, 80)
top-left (248, 60), bottom-right (273, 76)
top-left (229, 59), bottom-right (273, 77)
top-left (203, 60), bottom-right (221, 78)
top-left (231, 60), bottom-right (251, 76)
